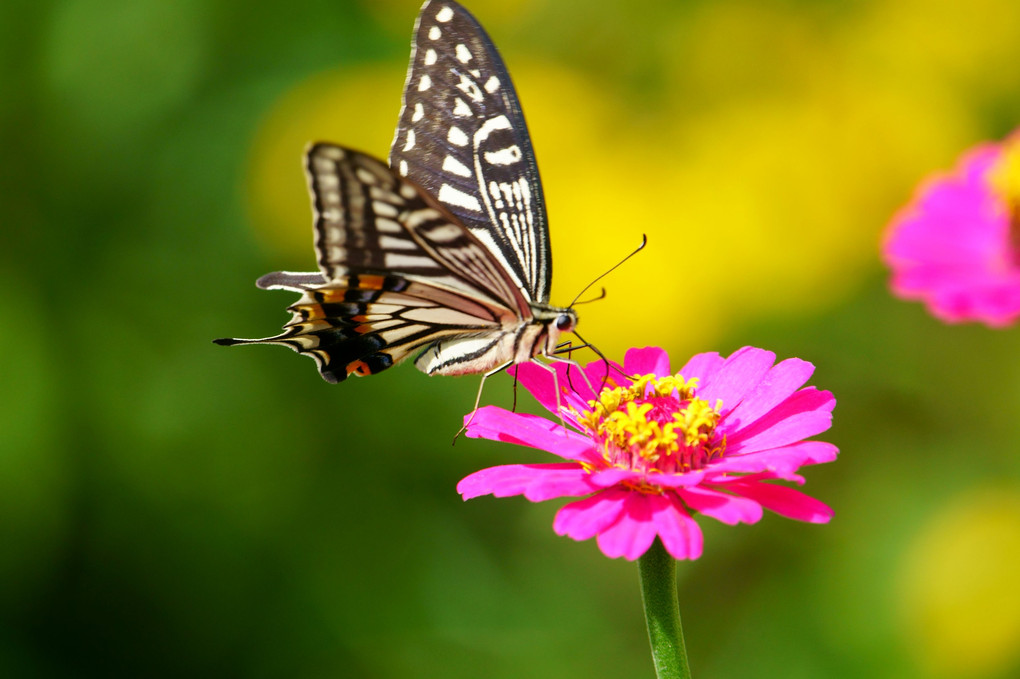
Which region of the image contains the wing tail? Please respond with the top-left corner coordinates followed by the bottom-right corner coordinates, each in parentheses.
top-left (213, 324), bottom-right (395, 384)
top-left (255, 271), bottom-right (326, 291)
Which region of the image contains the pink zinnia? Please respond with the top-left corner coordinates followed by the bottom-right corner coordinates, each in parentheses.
top-left (457, 346), bottom-right (838, 561)
top-left (883, 133), bottom-right (1020, 326)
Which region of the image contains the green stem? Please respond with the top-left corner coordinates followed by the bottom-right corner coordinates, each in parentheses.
top-left (637, 539), bottom-right (692, 679)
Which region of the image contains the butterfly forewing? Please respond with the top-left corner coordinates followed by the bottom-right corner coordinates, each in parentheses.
top-left (390, 0), bottom-right (552, 304)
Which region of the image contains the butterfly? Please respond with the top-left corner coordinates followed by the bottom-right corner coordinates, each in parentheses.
top-left (216, 0), bottom-right (579, 385)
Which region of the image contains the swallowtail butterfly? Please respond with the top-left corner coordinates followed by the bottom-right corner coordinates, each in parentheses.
top-left (216, 0), bottom-right (577, 384)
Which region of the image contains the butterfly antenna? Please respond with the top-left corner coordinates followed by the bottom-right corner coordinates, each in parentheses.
top-left (571, 287), bottom-right (607, 306)
top-left (568, 234), bottom-right (648, 309)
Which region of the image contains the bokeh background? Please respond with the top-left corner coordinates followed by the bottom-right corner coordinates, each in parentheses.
top-left (3, 0), bottom-right (1020, 676)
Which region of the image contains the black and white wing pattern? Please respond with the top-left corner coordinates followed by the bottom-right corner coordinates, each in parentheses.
top-left (305, 144), bottom-right (526, 313)
top-left (390, 0), bottom-right (552, 304)
top-left (216, 144), bottom-right (544, 383)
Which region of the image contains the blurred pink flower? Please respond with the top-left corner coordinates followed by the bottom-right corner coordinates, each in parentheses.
top-left (883, 133), bottom-right (1020, 326)
top-left (457, 347), bottom-right (837, 561)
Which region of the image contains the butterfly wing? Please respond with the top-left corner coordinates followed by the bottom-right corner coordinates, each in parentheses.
top-left (389, 0), bottom-right (552, 304)
top-left (216, 144), bottom-right (533, 383)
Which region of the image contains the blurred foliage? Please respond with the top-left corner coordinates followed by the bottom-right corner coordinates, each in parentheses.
top-left (2, 0), bottom-right (1020, 677)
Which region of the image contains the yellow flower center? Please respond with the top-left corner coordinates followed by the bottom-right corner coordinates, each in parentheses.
top-left (578, 374), bottom-right (725, 481)
top-left (990, 136), bottom-right (1020, 260)
top-left (991, 137), bottom-right (1020, 206)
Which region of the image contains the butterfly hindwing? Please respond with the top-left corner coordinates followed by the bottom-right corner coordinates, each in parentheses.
top-left (389, 0), bottom-right (551, 304)
top-left (218, 271), bottom-right (514, 383)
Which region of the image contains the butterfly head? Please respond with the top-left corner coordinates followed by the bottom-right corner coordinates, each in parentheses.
top-left (533, 305), bottom-right (578, 357)
top-left (555, 310), bottom-right (577, 334)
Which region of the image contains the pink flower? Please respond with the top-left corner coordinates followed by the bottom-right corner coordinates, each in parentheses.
top-left (883, 133), bottom-right (1020, 326)
top-left (457, 347), bottom-right (838, 561)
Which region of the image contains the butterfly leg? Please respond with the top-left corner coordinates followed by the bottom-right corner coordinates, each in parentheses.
top-left (525, 359), bottom-right (574, 434)
top-left (547, 353), bottom-right (598, 405)
top-left (552, 340), bottom-right (583, 394)
top-left (453, 360), bottom-right (514, 445)
top-left (553, 339), bottom-right (595, 357)
top-left (552, 340), bottom-right (575, 393)
top-left (562, 330), bottom-right (639, 394)
top-left (511, 368), bottom-right (520, 413)
top-left (551, 337), bottom-right (631, 395)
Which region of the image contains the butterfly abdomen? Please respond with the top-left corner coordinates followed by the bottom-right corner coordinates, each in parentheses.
top-left (414, 320), bottom-right (551, 376)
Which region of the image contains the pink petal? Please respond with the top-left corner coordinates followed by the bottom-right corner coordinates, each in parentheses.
top-left (726, 387), bottom-right (835, 454)
top-left (677, 486), bottom-right (763, 525)
top-left (509, 362), bottom-right (577, 417)
top-left (698, 347), bottom-right (776, 411)
top-left (554, 489), bottom-right (628, 540)
top-left (623, 346), bottom-right (671, 377)
top-left (578, 357), bottom-right (629, 400)
top-left (642, 470), bottom-right (707, 488)
top-left (560, 362), bottom-right (600, 407)
top-left (509, 361), bottom-right (604, 422)
top-left (882, 141), bottom-right (1020, 326)
top-left (676, 351), bottom-right (724, 384)
top-left (563, 357), bottom-right (634, 413)
top-left (595, 492), bottom-right (658, 560)
top-left (723, 357), bottom-right (815, 430)
top-left (931, 281), bottom-right (1020, 326)
top-left (465, 407), bottom-right (596, 461)
top-left (509, 361), bottom-right (557, 408)
top-left (649, 494), bottom-right (704, 560)
top-left (884, 147), bottom-right (1002, 266)
top-left (519, 468), bottom-right (601, 501)
top-left (589, 468), bottom-right (644, 487)
top-left (710, 441), bottom-right (839, 477)
top-left (457, 463), bottom-right (597, 501)
top-left (711, 479), bottom-right (834, 523)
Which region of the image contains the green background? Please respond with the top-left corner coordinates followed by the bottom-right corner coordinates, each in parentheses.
top-left (3, 0), bottom-right (1020, 677)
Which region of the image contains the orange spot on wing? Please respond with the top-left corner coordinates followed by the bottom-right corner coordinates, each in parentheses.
top-left (359, 275), bottom-right (385, 291)
top-left (290, 303), bottom-right (326, 320)
top-left (346, 360), bottom-right (371, 376)
top-left (319, 290), bottom-right (346, 303)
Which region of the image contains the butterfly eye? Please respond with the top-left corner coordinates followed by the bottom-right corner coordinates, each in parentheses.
top-left (556, 314), bottom-right (574, 332)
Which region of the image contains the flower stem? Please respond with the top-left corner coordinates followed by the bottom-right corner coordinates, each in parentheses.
top-left (638, 539), bottom-right (691, 679)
